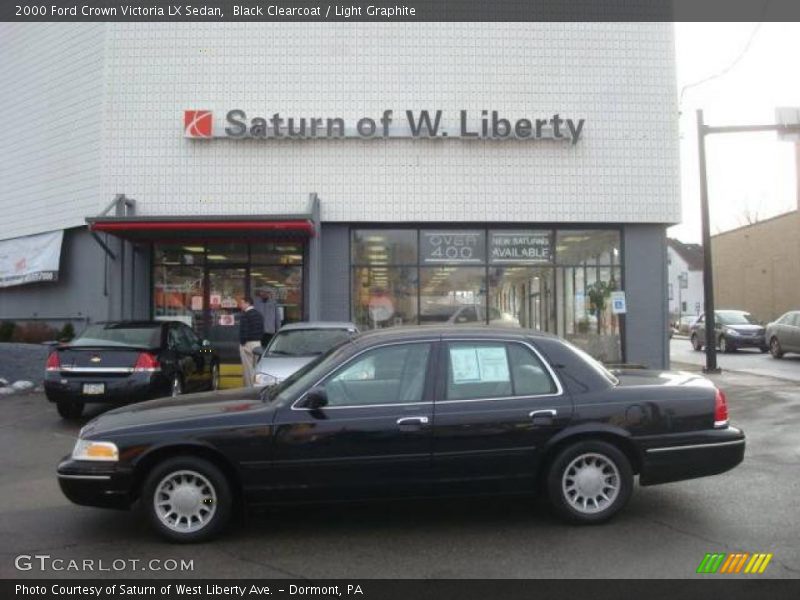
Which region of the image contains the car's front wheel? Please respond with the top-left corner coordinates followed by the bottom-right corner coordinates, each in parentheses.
top-left (719, 336), bottom-right (732, 353)
top-left (56, 399), bottom-right (84, 419)
top-left (142, 456), bottom-right (232, 543)
top-left (546, 440), bottom-right (633, 524)
top-left (770, 337), bottom-right (784, 359)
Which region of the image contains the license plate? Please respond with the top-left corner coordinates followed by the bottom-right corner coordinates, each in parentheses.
top-left (82, 383), bottom-right (105, 395)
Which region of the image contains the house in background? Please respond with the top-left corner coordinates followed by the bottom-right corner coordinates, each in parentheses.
top-left (667, 238), bottom-right (704, 321)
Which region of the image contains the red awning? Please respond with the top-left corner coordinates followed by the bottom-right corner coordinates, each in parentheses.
top-left (86, 216), bottom-right (315, 241)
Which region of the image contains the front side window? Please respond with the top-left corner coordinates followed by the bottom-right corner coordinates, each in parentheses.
top-left (445, 342), bottom-right (557, 400)
top-left (322, 343), bottom-right (432, 407)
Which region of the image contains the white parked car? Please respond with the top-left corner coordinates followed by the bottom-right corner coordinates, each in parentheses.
top-left (252, 322), bottom-right (358, 386)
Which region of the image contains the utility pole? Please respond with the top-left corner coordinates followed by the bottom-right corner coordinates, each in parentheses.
top-left (695, 109), bottom-right (800, 373)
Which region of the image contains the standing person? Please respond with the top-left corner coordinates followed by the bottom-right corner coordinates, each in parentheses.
top-left (255, 288), bottom-right (282, 347)
top-left (238, 296), bottom-right (264, 387)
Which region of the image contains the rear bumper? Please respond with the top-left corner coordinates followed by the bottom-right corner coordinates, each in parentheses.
top-left (638, 427), bottom-right (745, 486)
top-left (44, 372), bottom-right (170, 404)
top-left (57, 457), bottom-right (134, 510)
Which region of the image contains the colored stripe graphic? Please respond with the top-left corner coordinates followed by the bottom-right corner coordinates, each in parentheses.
top-left (698, 553), bottom-right (772, 574)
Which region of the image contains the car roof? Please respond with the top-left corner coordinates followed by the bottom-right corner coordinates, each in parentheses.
top-left (351, 325), bottom-right (558, 346)
top-left (278, 321), bottom-right (358, 331)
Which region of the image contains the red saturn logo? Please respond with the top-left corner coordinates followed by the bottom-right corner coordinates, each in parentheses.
top-left (184, 110), bottom-right (213, 138)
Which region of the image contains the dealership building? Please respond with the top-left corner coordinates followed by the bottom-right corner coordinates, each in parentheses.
top-left (0, 23), bottom-right (679, 369)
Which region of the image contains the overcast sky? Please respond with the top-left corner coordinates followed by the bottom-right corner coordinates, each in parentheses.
top-left (671, 22), bottom-right (800, 243)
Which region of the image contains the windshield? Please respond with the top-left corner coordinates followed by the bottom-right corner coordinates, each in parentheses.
top-left (260, 341), bottom-right (352, 404)
top-left (563, 340), bottom-right (619, 386)
top-left (267, 328), bottom-right (354, 357)
top-left (717, 311), bottom-right (758, 326)
top-left (72, 324), bottom-right (161, 348)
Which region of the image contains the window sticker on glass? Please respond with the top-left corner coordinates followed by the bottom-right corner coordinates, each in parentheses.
top-left (450, 345), bottom-right (510, 383)
top-left (476, 347), bottom-right (510, 382)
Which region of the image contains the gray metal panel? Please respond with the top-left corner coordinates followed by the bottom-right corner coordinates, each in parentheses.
top-left (319, 224), bottom-right (351, 322)
top-left (623, 224), bottom-right (669, 369)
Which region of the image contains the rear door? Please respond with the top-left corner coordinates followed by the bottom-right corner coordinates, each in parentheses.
top-left (787, 313), bottom-right (800, 351)
top-left (432, 338), bottom-right (573, 495)
top-left (267, 340), bottom-right (437, 502)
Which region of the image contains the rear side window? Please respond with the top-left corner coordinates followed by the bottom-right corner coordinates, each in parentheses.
top-left (445, 342), bottom-right (557, 400)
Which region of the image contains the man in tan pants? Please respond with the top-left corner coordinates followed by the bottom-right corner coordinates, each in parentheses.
top-left (237, 296), bottom-right (264, 387)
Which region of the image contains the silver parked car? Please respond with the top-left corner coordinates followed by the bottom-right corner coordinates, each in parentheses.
top-left (252, 322), bottom-right (358, 386)
top-left (765, 311), bottom-right (800, 359)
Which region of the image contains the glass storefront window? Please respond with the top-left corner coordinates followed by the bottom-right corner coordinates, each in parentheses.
top-left (206, 242), bottom-right (248, 264)
top-left (351, 266), bottom-right (418, 329)
top-left (351, 230), bottom-right (417, 265)
top-left (489, 266), bottom-right (555, 331)
top-left (251, 267), bottom-right (304, 324)
top-left (419, 266), bottom-right (485, 325)
top-left (153, 265), bottom-right (204, 332)
top-left (419, 230), bottom-right (486, 265)
top-left (154, 244), bottom-right (205, 266)
top-left (251, 243), bottom-right (304, 265)
top-left (556, 230), bottom-right (620, 266)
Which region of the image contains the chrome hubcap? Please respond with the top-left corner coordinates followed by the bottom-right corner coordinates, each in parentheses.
top-left (562, 453), bottom-right (620, 514)
top-left (154, 470), bottom-right (216, 533)
top-left (172, 377), bottom-right (181, 397)
top-left (212, 367), bottom-right (219, 390)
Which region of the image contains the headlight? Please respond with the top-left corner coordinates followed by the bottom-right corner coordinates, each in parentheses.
top-left (253, 372), bottom-right (279, 387)
top-left (72, 439), bottom-right (118, 462)
top-left (725, 328), bottom-right (740, 336)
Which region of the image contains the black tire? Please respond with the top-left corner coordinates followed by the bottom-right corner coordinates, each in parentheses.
top-left (56, 400), bottom-right (84, 419)
top-left (691, 334), bottom-right (703, 351)
top-left (770, 337), bottom-right (784, 359)
top-left (141, 456), bottom-right (233, 543)
top-left (209, 363), bottom-right (220, 391)
top-left (547, 440), bottom-right (633, 524)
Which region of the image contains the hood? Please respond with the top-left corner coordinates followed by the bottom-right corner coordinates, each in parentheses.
top-left (254, 355), bottom-right (316, 381)
top-left (612, 369), bottom-right (715, 389)
top-left (80, 387), bottom-right (266, 438)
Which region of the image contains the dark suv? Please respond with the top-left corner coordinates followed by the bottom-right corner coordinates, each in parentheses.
top-left (690, 310), bottom-right (767, 353)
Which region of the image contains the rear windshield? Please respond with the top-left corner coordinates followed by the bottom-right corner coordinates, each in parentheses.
top-left (267, 329), bottom-right (353, 357)
top-left (72, 324), bottom-right (161, 348)
top-left (717, 311), bottom-right (758, 325)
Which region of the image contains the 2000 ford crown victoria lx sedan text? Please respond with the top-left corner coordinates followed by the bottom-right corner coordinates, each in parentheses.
top-left (57, 327), bottom-right (745, 543)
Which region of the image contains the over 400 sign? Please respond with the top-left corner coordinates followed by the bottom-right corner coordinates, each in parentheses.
top-left (422, 232), bottom-right (485, 264)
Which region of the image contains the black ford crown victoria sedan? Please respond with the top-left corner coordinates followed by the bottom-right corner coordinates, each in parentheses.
top-left (57, 327), bottom-right (745, 542)
top-left (45, 321), bottom-right (220, 419)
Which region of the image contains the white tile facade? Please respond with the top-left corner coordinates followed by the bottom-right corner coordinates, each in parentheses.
top-left (0, 23), bottom-right (106, 240)
top-left (1, 23), bottom-right (680, 239)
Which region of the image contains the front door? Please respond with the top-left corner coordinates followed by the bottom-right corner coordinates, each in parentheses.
top-left (267, 341), bottom-right (437, 502)
top-left (432, 339), bottom-right (573, 495)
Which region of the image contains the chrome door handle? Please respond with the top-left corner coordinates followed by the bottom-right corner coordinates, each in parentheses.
top-left (397, 416), bottom-right (429, 426)
top-left (529, 409), bottom-right (557, 419)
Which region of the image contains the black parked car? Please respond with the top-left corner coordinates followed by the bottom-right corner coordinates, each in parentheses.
top-left (690, 310), bottom-right (767, 353)
top-left (765, 310), bottom-right (800, 358)
top-left (57, 327), bottom-right (744, 542)
top-left (45, 321), bottom-right (220, 419)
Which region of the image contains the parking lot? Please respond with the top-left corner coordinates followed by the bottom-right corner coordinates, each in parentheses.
top-left (1, 362), bottom-right (799, 580)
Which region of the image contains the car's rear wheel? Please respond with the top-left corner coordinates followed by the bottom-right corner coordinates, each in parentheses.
top-left (691, 334), bottom-right (703, 351)
top-left (171, 375), bottom-right (183, 397)
top-left (547, 440), bottom-right (633, 524)
top-left (56, 399), bottom-right (84, 419)
top-left (142, 456), bottom-right (232, 543)
top-left (770, 337), bottom-right (784, 359)
top-left (210, 363), bottom-right (220, 391)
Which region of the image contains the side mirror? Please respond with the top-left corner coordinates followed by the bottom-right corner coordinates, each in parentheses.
top-left (301, 387), bottom-right (328, 410)
top-left (253, 346), bottom-right (264, 357)
top-left (202, 339), bottom-right (212, 348)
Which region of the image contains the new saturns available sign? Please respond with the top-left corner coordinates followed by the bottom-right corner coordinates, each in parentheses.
top-left (184, 109), bottom-right (586, 143)
top-left (0, 230), bottom-right (63, 288)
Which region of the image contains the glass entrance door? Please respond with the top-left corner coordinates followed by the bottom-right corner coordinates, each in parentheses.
top-left (206, 267), bottom-right (247, 363)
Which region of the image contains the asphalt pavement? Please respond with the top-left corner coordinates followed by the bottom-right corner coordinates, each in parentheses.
top-left (1, 366), bottom-right (798, 580)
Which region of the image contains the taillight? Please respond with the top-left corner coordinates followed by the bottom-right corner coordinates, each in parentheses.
top-left (45, 352), bottom-right (61, 372)
top-left (714, 388), bottom-right (729, 428)
top-left (133, 352), bottom-right (161, 372)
